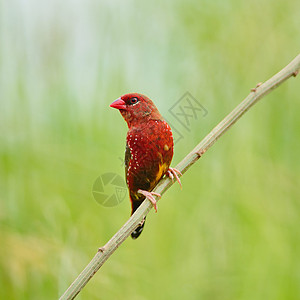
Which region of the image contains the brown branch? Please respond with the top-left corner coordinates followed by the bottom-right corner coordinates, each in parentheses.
top-left (59, 54), bottom-right (300, 300)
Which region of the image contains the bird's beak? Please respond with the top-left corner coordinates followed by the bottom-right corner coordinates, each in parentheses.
top-left (110, 98), bottom-right (126, 110)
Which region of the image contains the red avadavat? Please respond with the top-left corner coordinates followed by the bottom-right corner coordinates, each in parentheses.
top-left (110, 93), bottom-right (181, 239)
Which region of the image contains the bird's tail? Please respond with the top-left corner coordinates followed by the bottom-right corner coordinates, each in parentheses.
top-left (131, 217), bottom-right (146, 239)
top-left (131, 199), bottom-right (146, 239)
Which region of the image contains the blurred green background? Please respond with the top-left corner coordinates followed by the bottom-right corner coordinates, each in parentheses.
top-left (1, 0), bottom-right (300, 299)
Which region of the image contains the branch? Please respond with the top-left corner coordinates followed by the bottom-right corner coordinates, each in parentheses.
top-left (60, 54), bottom-right (300, 300)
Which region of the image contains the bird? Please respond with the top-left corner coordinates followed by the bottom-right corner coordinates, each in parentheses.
top-left (110, 93), bottom-right (181, 239)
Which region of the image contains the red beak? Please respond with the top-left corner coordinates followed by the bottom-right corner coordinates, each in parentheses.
top-left (110, 98), bottom-right (126, 110)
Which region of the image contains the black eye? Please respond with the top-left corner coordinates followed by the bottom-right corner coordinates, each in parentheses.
top-left (129, 97), bottom-right (139, 105)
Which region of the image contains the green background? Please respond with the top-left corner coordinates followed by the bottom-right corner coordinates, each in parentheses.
top-left (1, 1), bottom-right (300, 299)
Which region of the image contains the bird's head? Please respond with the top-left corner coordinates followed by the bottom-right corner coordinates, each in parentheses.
top-left (110, 93), bottom-right (163, 127)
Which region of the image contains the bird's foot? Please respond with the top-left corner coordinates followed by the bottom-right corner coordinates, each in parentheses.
top-left (166, 168), bottom-right (182, 188)
top-left (137, 189), bottom-right (161, 213)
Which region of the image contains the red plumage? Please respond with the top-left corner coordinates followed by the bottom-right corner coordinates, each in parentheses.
top-left (110, 93), bottom-right (180, 239)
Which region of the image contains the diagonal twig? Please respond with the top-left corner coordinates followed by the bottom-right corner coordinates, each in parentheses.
top-left (60, 54), bottom-right (300, 300)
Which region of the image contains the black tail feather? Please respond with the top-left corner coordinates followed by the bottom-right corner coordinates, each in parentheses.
top-left (131, 218), bottom-right (146, 239)
top-left (131, 199), bottom-right (146, 239)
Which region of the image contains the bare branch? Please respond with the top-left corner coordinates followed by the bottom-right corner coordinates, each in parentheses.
top-left (60, 54), bottom-right (300, 300)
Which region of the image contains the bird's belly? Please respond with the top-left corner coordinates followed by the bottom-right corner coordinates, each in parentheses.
top-left (127, 153), bottom-right (169, 196)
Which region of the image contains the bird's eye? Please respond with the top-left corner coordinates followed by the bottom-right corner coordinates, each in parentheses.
top-left (129, 97), bottom-right (139, 105)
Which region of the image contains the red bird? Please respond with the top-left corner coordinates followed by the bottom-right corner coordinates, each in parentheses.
top-left (110, 93), bottom-right (181, 239)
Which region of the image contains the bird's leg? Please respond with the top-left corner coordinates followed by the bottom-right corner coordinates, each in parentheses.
top-left (166, 168), bottom-right (182, 188)
top-left (137, 189), bottom-right (161, 213)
